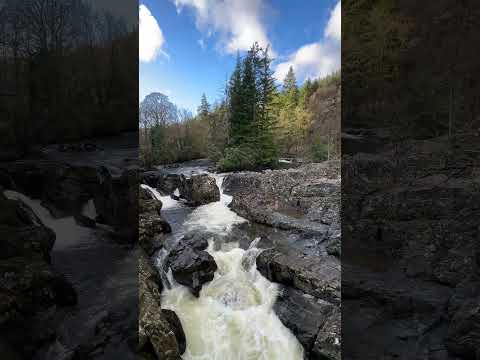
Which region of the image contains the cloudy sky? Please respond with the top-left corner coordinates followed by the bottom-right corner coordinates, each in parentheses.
top-left (139, 0), bottom-right (341, 113)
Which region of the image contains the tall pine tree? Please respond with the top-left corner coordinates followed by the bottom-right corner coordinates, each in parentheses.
top-left (198, 93), bottom-right (210, 118)
top-left (228, 53), bottom-right (244, 146)
top-left (256, 45), bottom-right (278, 165)
top-left (283, 66), bottom-right (299, 106)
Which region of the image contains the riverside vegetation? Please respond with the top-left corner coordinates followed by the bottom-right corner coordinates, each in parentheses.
top-left (139, 42), bottom-right (340, 171)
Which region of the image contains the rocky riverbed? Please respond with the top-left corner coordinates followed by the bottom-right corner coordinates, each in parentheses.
top-left (139, 159), bottom-right (341, 360)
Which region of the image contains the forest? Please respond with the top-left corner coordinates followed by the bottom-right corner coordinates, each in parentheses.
top-left (0, 0), bottom-right (138, 160)
top-left (343, 0), bottom-right (480, 139)
top-left (139, 42), bottom-right (340, 170)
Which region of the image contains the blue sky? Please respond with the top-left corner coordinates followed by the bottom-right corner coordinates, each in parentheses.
top-left (139, 0), bottom-right (341, 113)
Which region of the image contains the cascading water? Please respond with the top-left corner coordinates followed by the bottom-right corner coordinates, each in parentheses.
top-left (151, 172), bottom-right (304, 360)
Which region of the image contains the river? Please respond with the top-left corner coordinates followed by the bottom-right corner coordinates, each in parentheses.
top-left (142, 162), bottom-right (305, 360)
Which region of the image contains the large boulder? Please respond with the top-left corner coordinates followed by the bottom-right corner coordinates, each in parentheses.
top-left (94, 167), bottom-right (138, 242)
top-left (179, 174), bottom-right (220, 206)
top-left (274, 286), bottom-right (337, 358)
top-left (165, 236), bottom-right (217, 296)
top-left (256, 248), bottom-right (340, 305)
top-left (139, 171), bottom-right (163, 189)
top-left (157, 174), bottom-right (182, 195)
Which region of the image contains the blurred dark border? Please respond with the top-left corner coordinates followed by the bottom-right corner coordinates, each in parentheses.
top-left (342, 1), bottom-right (480, 359)
top-left (0, 1), bottom-right (139, 359)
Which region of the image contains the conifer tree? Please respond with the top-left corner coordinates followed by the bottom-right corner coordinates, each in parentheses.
top-left (228, 53), bottom-right (244, 145)
top-left (256, 45), bottom-right (278, 164)
top-left (283, 66), bottom-right (299, 105)
top-left (240, 46), bottom-right (257, 143)
top-left (198, 93), bottom-right (210, 118)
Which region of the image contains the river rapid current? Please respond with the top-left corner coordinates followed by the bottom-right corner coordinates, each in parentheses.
top-left (142, 164), bottom-right (304, 360)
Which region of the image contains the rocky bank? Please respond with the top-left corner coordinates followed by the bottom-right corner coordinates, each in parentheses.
top-left (224, 161), bottom-right (342, 360)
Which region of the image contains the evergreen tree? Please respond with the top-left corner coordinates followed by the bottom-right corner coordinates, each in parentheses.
top-left (198, 93), bottom-right (210, 118)
top-left (240, 46), bottom-right (258, 143)
top-left (228, 53), bottom-right (244, 145)
top-left (283, 66), bottom-right (299, 105)
top-left (256, 45), bottom-right (278, 165)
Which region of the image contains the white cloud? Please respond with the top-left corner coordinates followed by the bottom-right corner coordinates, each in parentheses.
top-left (325, 0), bottom-right (341, 41)
top-left (139, 4), bottom-right (168, 62)
top-left (274, 41), bottom-right (340, 82)
top-left (274, 1), bottom-right (341, 83)
top-left (198, 38), bottom-right (206, 50)
top-left (173, 0), bottom-right (273, 55)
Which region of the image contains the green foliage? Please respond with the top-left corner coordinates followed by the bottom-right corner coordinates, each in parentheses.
top-left (220, 42), bottom-right (279, 170)
top-left (217, 145), bottom-right (257, 172)
top-left (311, 136), bottom-right (329, 162)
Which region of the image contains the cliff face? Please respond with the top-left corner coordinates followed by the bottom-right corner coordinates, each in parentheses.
top-left (308, 84), bottom-right (341, 159)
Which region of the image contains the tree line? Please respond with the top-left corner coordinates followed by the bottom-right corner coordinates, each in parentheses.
top-left (140, 42), bottom-right (341, 169)
top-left (0, 0), bottom-right (138, 159)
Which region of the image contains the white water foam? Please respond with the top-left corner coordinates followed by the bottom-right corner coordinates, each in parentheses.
top-left (162, 240), bottom-right (304, 360)
top-left (140, 184), bottom-right (180, 210)
top-left (81, 199), bottom-right (97, 220)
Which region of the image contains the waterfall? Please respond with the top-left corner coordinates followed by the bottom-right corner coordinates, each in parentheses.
top-left (3, 190), bottom-right (95, 250)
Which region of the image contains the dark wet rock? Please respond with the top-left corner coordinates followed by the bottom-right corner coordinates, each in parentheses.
top-left (94, 167), bottom-right (138, 242)
top-left (161, 309), bottom-right (186, 355)
top-left (138, 218), bottom-right (168, 252)
top-left (139, 249), bottom-right (183, 360)
top-left (225, 161), bottom-right (340, 247)
top-left (311, 306), bottom-right (341, 360)
top-left (158, 174), bottom-right (182, 195)
top-left (274, 286), bottom-right (336, 358)
top-left (140, 185), bottom-right (155, 200)
top-left (140, 171), bottom-right (163, 188)
top-left (179, 174), bottom-right (220, 206)
top-left (256, 248), bottom-right (340, 305)
top-left (446, 296), bottom-right (480, 359)
top-left (51, 274), bottom-right (78, 306)
top-left (179, 232), bottom-right (211, 251)
top-left (139, 198), bottom-right (162, 216)
top-left (139, 198), bottom-right (171, 256)
top-left (166, 241), bottom-right (217, 297)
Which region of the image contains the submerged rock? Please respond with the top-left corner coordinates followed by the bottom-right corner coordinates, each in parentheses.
top-left (179, 174), bottom-right (220, 206)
